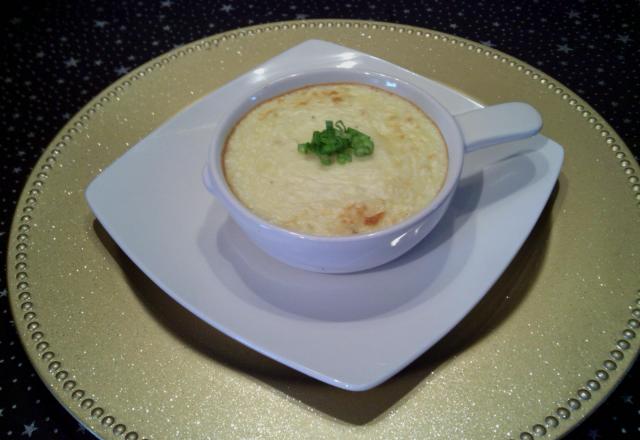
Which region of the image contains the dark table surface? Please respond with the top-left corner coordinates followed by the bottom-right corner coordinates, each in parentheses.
top-left (1, 1), bottom-right (638, 438)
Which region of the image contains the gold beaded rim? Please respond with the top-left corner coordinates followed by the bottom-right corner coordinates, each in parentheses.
top-left (7, 19), bottom-right (639, 439)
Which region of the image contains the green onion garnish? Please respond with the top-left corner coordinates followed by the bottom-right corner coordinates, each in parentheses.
top-left (297, 120), bottom-right (374, 165)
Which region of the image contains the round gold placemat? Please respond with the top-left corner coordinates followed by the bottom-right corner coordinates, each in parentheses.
top-left (7, 20), bottom-right (640, 440)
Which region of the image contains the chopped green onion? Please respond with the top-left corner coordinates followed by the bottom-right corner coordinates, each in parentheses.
top-left (336, 152), bottom-right (352, 164)
top-left (297, 120), bottom-right (374, 165)
top-left (319, 154), bottom-right (332, 165)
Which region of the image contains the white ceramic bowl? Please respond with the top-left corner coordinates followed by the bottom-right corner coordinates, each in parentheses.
top-left (203, 69), bottom-right (542, 273)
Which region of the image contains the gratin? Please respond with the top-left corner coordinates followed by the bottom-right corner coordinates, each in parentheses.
top-left (223, 83), bottom-right (448, 236)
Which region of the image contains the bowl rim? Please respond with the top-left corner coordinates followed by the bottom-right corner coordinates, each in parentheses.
top-left (206, 68), bottom-right (465, 242)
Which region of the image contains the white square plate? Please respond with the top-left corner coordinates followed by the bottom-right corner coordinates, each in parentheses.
top-left (86, 40), bottom-right (563, 391)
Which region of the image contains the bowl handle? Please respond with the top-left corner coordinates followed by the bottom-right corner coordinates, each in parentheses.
top-left (453, 102), bottom-right (542, 153)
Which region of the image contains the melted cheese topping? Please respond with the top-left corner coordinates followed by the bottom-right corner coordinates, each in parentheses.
top-left (223, 83), bottom-right (448, 236)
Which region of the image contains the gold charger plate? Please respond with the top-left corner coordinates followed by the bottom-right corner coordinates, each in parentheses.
top-left (8, 20), bottom-right (640, 439)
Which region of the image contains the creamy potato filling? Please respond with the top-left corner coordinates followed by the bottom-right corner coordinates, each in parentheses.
top-left (223, 83), bottom-right (448, 236)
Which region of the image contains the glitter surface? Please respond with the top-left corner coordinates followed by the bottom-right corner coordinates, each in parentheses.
top-left (7, 21), bottom-right (640, 439)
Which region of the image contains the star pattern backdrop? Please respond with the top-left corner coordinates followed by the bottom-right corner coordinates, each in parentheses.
top-left (0, 0), bottom-right (638, 438)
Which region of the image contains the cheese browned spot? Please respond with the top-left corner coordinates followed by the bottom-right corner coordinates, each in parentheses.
top-left (223, 83), bottom-right (448, 236)
top-left (339, 202), bottom-right (385, 229)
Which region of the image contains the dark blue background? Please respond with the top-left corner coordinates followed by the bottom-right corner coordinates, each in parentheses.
top-left (1, 1), bottom-right (638, 438)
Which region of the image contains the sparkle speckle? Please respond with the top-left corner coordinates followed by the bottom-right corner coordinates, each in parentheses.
top-left (64, 57), bottom-right (79, 67)
top-left (557, 43), bottom-right (573, 53)
top-left (617, 34), bottom-right (631, 44)
top-left (21, 422), bottom-right (38, 438)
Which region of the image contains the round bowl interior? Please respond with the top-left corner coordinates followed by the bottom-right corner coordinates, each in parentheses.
top-left (207, 68), bottom-right (465, 242)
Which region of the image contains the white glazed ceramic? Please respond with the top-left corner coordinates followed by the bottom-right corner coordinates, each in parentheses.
top-left (203, 69), bottom-right (542, 273)
top-left (86, 40), bottom-right (564, 390)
